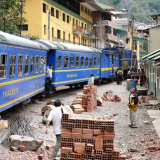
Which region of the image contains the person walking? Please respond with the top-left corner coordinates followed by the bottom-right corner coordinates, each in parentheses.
top-left (45, 99), bottom-right (66, 160)
top-left (46, 64), bottom-right (53, 93)
top-left (88, 74), bottom-right (94, 85)
top-left (117, 68), bottom-right (123, 85)
top-left (128, 88), bottom-right (138, 128)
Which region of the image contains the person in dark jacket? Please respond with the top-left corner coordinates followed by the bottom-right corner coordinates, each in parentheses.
top-left (128, 87), bottom-right (138, 128)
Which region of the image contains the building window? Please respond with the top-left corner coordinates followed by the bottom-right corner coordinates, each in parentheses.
top-left (85, 7), bottom-right (87, 14)
top-left (21, 24), bottom-right (28, 31)
top-left (81, 57), bottom-right (84, 67)
top-left (85, 57), bottom-right (88, 67)
top-left (105, 25), bottom-right (112, 34)
top-left (81, 22), bottom-right (83, 28)
top-left (76, 20), bottom-right (78, 25)
top-left (68, 33), bottom-right (70, 41)
top-left (24, 55), bottom-right (29, 75)
top-left (44, 25), bottom-right (46, 35)
top-left (85, 24), bottom-right (87, 29)
top-left (63, 31), bottom-right (65, 41)
top-left (35, 56), bottom-right (39, 73)
top-left (76, 56), bottom-right (79, 68)
top-left (44, 56), bottom-right (47, 72)
top-left (73, 18), bottom-right (75, 25)
top-left (113, 28), bottom-right (118, 36)
top-left (126, 38), bottom-right (129, 44)
top-left (67, 15), bottom-right (70, 23)
top-left (57, 30), bottom-right (61, 39)
top-left (81, 5), bottom-right (84, 12)
top-left (9, 55), bottom-right (16, 77)
top-left (43, 3), bottom-right (46, 13)
top-left (51, 7), bottom-right (54, 16)
top-left (40, 56), bottom-right (44, 72)
top-left (90, 57), bottom-right (93, 67)
top-left (52, 28), bottom-right (54, 38)
top-left (94, 57), bottom-right (96, 67)
top-left (17, 55), bottom-right (23, 76)
top-left (70, 56), bottom-right (74, 68)
top-left (30, 56), bottom-right (34, 73)
top-left (63, 13), bottom-right (65, 21)
top-left (56, 10), bottom-right (59, 19)
top-left (0, 54), bottom-right (7, 79)
top-left (64, 56), bottom-right (69, 68)
top-left (57, 55), bottom-right (62, 69)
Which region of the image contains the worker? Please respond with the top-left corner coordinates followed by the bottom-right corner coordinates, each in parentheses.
top-left (88, 74), bottom-right (94, 85)
top-left (45, 99), bottom-right (67, 160)
top-left (46, 64), bottom-right (53, 93)
top-left (128, 87), bottom-right (138, 128)
top-left (117, 68), bottom-right (123, 85)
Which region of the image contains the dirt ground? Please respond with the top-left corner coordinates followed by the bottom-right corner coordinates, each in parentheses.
top-left (0, 81), bottom-right (160, 160)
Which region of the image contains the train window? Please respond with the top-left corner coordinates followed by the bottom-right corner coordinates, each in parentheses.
top-left (10, 55), bottom-right (16, 77)
top-left (76, 56), bottom-right (79, 68)
top-left (90, 57), bottom-right (93, 67)
top-left (94, 57), bottom-right (96, 67)
top-left (44, 56), bottom-right (47, 72)
top-left (30, 56), bottom-right (34, 73)
top-left (35, 56), bottom-right (39, 73)
top-left (70, 56), bottom-right (74, 68)
top-left (17, 55), bottom-right (23, 76)
top-left (57, 55), bottom-right (62, 69)
top-left (81, 57), bottom-right (84, 67)
top-left (64, 56), bottom-right (69, 68)
top-left (24, 55), bottom-right (29, 75)
top-left (40, 56), bottom-right (44, 72)
top-left (98, 57), bottom-right (100, 66)
top-left (0, 54), bottom-right (7, 79)
top-left (85, 57), bottom-right (88, 67)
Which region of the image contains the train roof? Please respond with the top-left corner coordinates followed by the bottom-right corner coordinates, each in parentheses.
top-left (37, 39), bottom-right (101, 53)
top-left (0, 31), bottom-right (48, 50)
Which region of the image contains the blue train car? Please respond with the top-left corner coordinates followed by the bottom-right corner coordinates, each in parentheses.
top-left (0, 32), bottom-right (47, 112)
top-left (38, 40), bottom-right (101, 88)
top-left (101, 48), bottom-right (119, 80)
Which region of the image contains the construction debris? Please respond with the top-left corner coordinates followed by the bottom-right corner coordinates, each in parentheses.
top-left (60, 113), bottom-right (127, 160)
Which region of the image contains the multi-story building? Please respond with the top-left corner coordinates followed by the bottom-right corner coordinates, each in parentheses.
top-left (21, 0), bottom-right (104, 47)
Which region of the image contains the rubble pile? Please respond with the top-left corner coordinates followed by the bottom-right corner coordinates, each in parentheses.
top-left (71, 85), bottom-right (99, 113)
top-left (140, 96), bottom-right (160, 110)
top-left (60, 113), bottom-right (127, 160)
top-left (101, 90), bottom-right (121, 102)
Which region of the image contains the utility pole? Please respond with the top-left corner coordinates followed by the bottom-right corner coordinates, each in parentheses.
top-left (131, 14), bottom-right (134, 67)
top-left (19, 0), bottom-right (25, 37)
top-left (48, 9), bottom-right (51, 40)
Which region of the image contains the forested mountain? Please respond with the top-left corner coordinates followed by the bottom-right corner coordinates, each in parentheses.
top-left (97, 0), bottom-right (160, 24)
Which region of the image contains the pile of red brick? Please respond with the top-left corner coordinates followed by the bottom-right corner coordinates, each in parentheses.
top-left (82, 85), bottom-right (97, 112)
top-left (60, 114), bottom-right (126, 160)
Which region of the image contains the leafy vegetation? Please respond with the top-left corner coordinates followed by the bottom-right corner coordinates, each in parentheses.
top-left (0, 0), bottom-right (26, 35)
top-left (97, 0), bottom-right (160, 24)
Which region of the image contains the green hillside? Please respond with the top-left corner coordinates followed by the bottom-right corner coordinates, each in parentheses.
top-left (97, 0), bottom-right (160, 24)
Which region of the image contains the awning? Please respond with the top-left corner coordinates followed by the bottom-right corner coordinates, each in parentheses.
top-left (147, 51), bottom-right (160, 61)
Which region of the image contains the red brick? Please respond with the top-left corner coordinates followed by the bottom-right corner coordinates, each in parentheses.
top-left (19, 145), bottom-right (25, 152)
top-left (62, 128), bottom-right (72, 133)
top-left (72, 128), bottom-right (82, 133)
top-left (82, 134), bottom-right (93, 139)
top-left (103, 135), bottom-right (115, 140)
top-left (10, 147), bottom-right (17, 151)
top-left (74, 142), bottom-right (86, 154)
top-left (61, 147), bottom-right (73, 154)
top-left (83, 129), bottom-right (93, 134)
top-left (62, 132), bottom-right (72, 137)
top-left (95, 138), bottom-right (103, 150)
top-left (38, 154), bottom-right (44, 160)
top-left (104, 131), bottom-right (115, 135)
top-left (93, 129), bottom-right (104, 135)
top-left (72, 133), bottom-right (82, 138)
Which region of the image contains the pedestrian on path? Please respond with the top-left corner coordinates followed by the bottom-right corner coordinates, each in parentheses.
top-left (45, 99), bottom-right (66, 160)
top-left (88, 74), bottom-right (94, 85)
top-left (117, 68), bottom-right (123, 85)
top-left (46, 64), bottom-right (53, 94)
top-left (128, 87), bottom-right (138, 128)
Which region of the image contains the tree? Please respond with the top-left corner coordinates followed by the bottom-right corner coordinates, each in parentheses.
top-left (0, 0), bottom-right (26, 35)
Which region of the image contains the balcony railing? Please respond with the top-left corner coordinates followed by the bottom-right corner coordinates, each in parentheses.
top-left (73, 24), bottom-right (83, 34)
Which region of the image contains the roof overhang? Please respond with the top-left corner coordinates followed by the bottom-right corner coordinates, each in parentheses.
top-left (151, 14), bottom-right (160, 21)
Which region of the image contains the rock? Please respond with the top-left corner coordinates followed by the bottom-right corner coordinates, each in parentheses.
top-left (143, 121), bottom-right (150, 124)
top-left (9, 135), bottom-right (43, 151)
top-left (126, 155), bottom-right (132, 159)
top-left (149, 100), bottom-right (159, 106)
top-left (19, 145), bottom-right (25, 152)
top-left (148, 146), bottom-right (159, 150)
top-left (130, 148), bottom-right (138, 152)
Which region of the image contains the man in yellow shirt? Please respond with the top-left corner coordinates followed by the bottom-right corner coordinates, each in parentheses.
top-left (128, 88), bottom-right (138, 128)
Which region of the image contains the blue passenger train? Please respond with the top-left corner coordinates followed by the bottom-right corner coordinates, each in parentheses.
top-left (0, 31), bottom-right (137, 112)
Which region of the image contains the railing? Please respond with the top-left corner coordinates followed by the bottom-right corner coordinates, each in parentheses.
top-left (73, 24), bottom-right (83, 33)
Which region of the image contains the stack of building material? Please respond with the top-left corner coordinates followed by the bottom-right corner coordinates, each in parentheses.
top-left (82, 85), bottom-right (97, 112)
top-left (60, 114), bottom-right (127, 160)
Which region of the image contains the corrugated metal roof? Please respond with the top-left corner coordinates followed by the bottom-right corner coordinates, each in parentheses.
top-left (141, 49), bottom-right (160, 60)
top-left (0, 31), bottom-right (47, 50)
